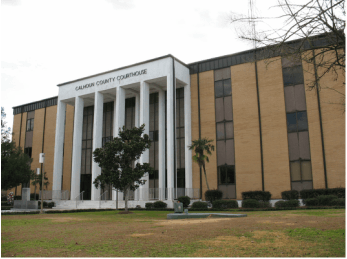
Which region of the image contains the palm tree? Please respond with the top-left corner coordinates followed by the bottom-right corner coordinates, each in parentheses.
top-left (188, 138), bottom-right (215, 190)
top-left (31, 172), bottom-right (49, 199)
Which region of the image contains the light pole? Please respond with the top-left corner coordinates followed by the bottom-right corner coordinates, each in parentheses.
top-left (39, 153), bottom-right (45, 214)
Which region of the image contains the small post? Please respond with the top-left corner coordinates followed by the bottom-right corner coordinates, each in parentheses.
top-left (39, 153), bottom-right (45, 214)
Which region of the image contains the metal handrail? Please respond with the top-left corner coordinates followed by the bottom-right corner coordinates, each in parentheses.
top-left (75, 191), bottom-right (85, 209)
top-left (99, 191), bottom-right (108, 208)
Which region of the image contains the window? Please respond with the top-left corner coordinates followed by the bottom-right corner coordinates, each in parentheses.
top-left (282, 57), bottom-right (313, 192)
top-left (26, 118), bottom-right (34, 131)
top-left (214, 68), bottom-right (235, 199)
top-left (286, 111), bottom-right (308, 132)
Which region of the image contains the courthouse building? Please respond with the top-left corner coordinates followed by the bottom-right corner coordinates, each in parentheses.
top-left (10, 36), bottom-right (345, 208)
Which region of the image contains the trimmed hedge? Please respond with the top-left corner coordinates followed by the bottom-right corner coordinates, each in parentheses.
top-left (275, 199), bottom-right (299, 208)
top-left (145, 203), bottom-right (154, 209)
top-left (281, 190), bottom-right (299, 200)
top-left (153, 200), bottom-right (167, 209)
top-left (177, 196), bottom-right (191, 208)
top-left (331, 198), bottom-right (345, 207)
top-left (300, 188), bottom-right (345, 199)
top-left (191, 201), bottom-right (208, 209)
top-left (205, 190), bottom-right (223, 203)
top-left (242, 199), bottom-right (260, 208)
top-left (303, 198), bottom-right (319, 206)
top-left (317, 195), bottom-right (338, 206)
top-left (242, 191), bottom-right (271, 202)
top-left (212, 200), bottom-right (238, 209)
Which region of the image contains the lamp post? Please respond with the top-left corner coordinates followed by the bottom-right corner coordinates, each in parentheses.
top-left (39, 153), bottom-right (45, 214)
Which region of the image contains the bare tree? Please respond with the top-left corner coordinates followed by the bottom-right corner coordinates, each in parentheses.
top-left (231, 0), bottom-right (345, 101)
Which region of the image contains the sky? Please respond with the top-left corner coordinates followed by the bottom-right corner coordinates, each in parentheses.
top-left (1, 0), bottom-right (280, 134)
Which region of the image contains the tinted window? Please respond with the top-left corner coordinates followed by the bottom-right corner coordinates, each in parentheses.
top-left (287, 113), bottom-right (297, 132)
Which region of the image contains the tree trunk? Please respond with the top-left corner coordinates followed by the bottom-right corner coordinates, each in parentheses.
top-left (202, 164), bottom-right (210, 190)
top-left (34, 184), bottom-right (37, 200)
top-left (124, 187), bottom-right (129, 213)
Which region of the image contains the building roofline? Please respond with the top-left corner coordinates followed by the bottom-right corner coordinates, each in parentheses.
top-left (187, 32), bottom-right (330, 66)
top-left (12, 96), bottom-right (58, 109)
top-left (57, 54), bottom-right (188, 87)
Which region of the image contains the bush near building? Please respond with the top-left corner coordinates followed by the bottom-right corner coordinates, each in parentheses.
top-left (212, 200), bottom-right (238, 209)
top-left (177, 196), bottom-right (190, 208)
top-left (205, 190), bottom-right (223, 203)
top-left (242, 191), bottom-right (271, 202)
top-left (281, 190), bottom-right (299, 200)
top-left (303, 195), bottom-right (345, 207)
top-left (153, 200), bottom-right (167, 209)
top-left (191, 201), bottom-right (208, 209)
top-left (300, 188), bottom-right (345, 199)
top-left (275, 200), bottom-right (300, 208)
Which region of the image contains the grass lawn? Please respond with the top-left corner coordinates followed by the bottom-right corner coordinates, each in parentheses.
top-left (1, 209), bottom-right (345, 257)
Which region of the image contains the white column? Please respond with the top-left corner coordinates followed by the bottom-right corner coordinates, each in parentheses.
top-left (52, 100), bottom-right (66, 199)
top-left (158, 90), bottom-right (166, 200)
top-left (134, 93), bottom-right (141, 201)
top-left (91, 92), bottom-right (104, 201)
top-left (114, 87), bottom-right (126, 137)
top-left (112, 87), bottom-right (126, 201)
top-left (167, 74), bottom-right (175, 200)
top-left (139, 81), bottom-right (150, 201)
top-left (184, 83), bottom-right (193, 197)
top-left (70, 97), bottom-right (84, 200)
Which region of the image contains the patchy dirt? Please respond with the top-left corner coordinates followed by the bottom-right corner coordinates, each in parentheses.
top-left (1, 210), bottom-right (345, 257)
top-left (130, 233), bottom-right (154, 237)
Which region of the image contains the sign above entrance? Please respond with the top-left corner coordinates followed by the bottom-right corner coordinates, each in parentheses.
top-left (117, 69), bottom-right (147, 81)
top-left (75, 69), bottom-right (148, 91)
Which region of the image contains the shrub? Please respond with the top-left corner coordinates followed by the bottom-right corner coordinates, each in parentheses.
top-left (242, 191), bottom-right (271, 202)
top-left (300, 188), bottom-right (345, 199)
top-left (275, 199), bottom-right (299, 208)
top-left (317, 195), bottom-right (338, 206)
top-left (1, 196), bottom-right (7, 202)
top-left (242, 199), bottom-right (260, 208)
top-left (258, 201), bottom-right (272, 208)
top-left (330, 198), bottom-right (345, 207)
top-left (205, 190), bottom-right (223, 203)
top-left (153, 200), bottom-right (167, 209)
top-left (191, 201), bottom-right (208, 209)
top-left (14, 196), bottom-right (21, 200)
top-left (303, 198), bottom-right (319, 206)
top-left (145, 202), bottom-right (154, 209)
top-left (38, 201), bottom-right (48, 207)
top-left (47, 202), bottom-right (55, 208)
top-left (177, 196), bottom-right (191, 208)
top-left (212, 200), bottom-right (238, 209)
top-left (30, 193), bottom-right (39, 200)
top-left (281, 190), bottom-right (299, 200)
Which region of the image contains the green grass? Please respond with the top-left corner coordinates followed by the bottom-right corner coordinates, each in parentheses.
top-left (1, 209), bottom-right (345, 257)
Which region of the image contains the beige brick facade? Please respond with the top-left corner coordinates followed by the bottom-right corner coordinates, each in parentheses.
top-left (257, 58), bottom-right (291, 199)
top-left (30, 108), bottom-right (45, 194)
top-left (190, 74), bottom-right (201, 191)
top-left (198, 71), bottom-right (218, 197)
top-left (43, 106), bottom-right (57, 191)
top-left (231, 63), bottom-right (262, 199)
top-left (62, 104), bottom-right (74, 192)
top-left (315, 51), bottom-right (345, 188)
top-left (302, 51), bottom-right (327, 189)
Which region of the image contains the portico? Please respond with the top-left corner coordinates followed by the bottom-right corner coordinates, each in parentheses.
top-left (52, 55), bottom-right (193, 206)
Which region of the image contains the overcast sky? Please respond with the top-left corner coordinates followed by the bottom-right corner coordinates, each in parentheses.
top-left (1, 0), bottom-right (279, 133)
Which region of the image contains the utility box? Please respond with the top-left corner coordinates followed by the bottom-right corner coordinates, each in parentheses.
top-left (174, 202), bottom-right (183, 213)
